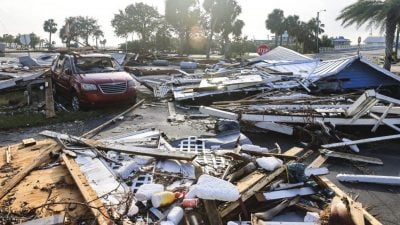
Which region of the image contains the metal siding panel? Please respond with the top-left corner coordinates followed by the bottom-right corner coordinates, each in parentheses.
top-left (337, 61), bottom-right (398, 89)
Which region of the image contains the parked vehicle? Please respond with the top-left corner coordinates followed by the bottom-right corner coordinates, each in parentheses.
top-left (51, 53), bottom-right (137, 111)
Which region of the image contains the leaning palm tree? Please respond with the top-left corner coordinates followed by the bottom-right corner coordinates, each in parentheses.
top-left (337, 0), bottom-right (400, 71)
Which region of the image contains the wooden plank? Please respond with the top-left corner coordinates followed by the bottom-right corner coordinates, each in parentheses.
top-left (284, 147), bottom-right (304, 157)
top-left (220, 147), bottom-right (305, 218)
top-left (44, 74), bottom-right (56, 118)
top-left (320, 149), bottom-right (383, 165)
top-left (350, 201), bottom-right (365, 225)
top-left (0, 144), bottom-right (60, 200)
top-left (240, 150), bottom-right (298, 160)
top-left (5, 146), bottom-right (11, 164)
top-left (41, 130), bottom-right (196, 161)
top-left (22, 138), bottom-right (36, 147)
top-left (61, 154), bottom-right (113, 225)
top-left (307, 155), bottom-right (328, 168)
top-left (81, 99), bottom-right (144, 138)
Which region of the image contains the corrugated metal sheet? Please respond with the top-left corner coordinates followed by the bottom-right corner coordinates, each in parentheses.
top-left (256, 60), bottom-right (319, 77)
top-left (308, 56), bottom-right (357, 81)
top-left (249, 46), bottom-right (312, 62)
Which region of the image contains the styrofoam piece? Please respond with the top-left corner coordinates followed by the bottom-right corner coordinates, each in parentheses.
top-left (160, 221), bottom-right (175, 225)
top-left (304, 167), bottom-right (329, 177)
top-left (337, 174), bottom-right (400, 186)
top-left (304, 212), bottom-right (320, 222)
top-left (256, 157), bottom-right (283, 171)
top-left (185, 174), bottom-right (239, 201)
top-left (241, 144), bottom-right (268, 153)
top-left (135, 184), bottom-right (164, 201)
top-left (127, 199), bottom-right (139, 216)
top-left (167, 206), bottom-right (184, 225)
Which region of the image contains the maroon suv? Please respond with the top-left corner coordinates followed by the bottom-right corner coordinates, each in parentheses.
top-left (51, 53), bottom-right (137, 111)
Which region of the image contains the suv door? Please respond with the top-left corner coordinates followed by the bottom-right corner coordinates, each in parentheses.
top-left (58, 57), bottom-right (73, 94)
top-left (52, 56), bottom-right (66, 94)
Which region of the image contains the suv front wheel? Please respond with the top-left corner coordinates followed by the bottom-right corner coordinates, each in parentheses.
top-left (71, 94), bottom-right (81, 112)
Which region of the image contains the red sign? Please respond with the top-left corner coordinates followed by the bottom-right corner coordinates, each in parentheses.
top-left (257, 44), bottom-right (270, 56)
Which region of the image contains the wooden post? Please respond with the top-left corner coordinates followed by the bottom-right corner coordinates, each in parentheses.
top-left (45, 73), bottom-right (56, 118)
top-left (61, 154), bottom-right (113, 225)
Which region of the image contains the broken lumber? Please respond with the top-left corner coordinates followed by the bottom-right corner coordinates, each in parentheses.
top-left (0, 144), bottom-right (60, 200)
top-left (320, 149), bottom-right (383, 165)
top-left (320, 176), bottom-right (382, 225)
top-left (5, 146), bottom-right (11, 164)
top-left (44, 73), bottom-right (56, 118)
top-left (22, 138), bottom-right (36, 147)
top-left (81, 99), bottom-right (144, 138)
top-left (41, 130), bottom-right (197, 161)
top-left (219, 147), bottom-right (305, 218)
top-left (61, 154), bottom-right (113, 225)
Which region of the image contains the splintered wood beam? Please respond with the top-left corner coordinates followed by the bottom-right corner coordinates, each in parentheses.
top-left (41, 130), bottom-right (196, 161)
top-left (81, 99), bottom-right (144, 139)
top-left (320, 176), bottom-right (382, 225)
top-left (0, 144), bottom-right (60, 200)
top-left (319, 149), bottom-right (383, 165)
top-left (219, 147), bottom-right (305, 218)
top-left (309, 153), bottom-right (382, 225)
top-left (5, 146), bottom-right (11, 164)
top-left (61, 154), bottom-right (113, 225)
top-left (44, 73), bottom-right (56, 118)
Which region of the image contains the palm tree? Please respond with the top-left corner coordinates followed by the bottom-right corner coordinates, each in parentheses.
top-left (93, 29), bottom-right (104, 49)
top-left (395, 22), bottom-right (400, 58)
top-left (265, 9), bottom-right (285, 47)
top-left (337, 0), bottom-right (400, 71)
top-left (43, 19), bottom-right (57, 49)
top-left (285, 15), bottom-right (300, 45)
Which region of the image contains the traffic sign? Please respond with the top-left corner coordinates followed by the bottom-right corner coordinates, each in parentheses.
top-left (257, 44), bottom-right (270, 56)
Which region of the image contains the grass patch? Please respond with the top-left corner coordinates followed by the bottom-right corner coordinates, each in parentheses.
top-left (0, 106), bottom-right (125, 130)
top-left (0, 91), bottom-right (25, 106)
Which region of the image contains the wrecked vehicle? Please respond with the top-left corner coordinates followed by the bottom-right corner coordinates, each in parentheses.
top-left (51, 53), bottom-right (137, 111)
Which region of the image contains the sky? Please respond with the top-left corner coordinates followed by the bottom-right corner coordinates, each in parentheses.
top-left (0, 0), bottom-right (380, 47)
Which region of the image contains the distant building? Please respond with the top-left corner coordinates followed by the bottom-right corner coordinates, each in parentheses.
top-left (364, 36), bottom-right (385, 47)
top-left (253, 40), bottom-right (268, 46)
top-left (331, 36), bottom-right (351, 47)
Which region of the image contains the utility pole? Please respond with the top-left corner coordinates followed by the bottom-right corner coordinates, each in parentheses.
top-left (316, 9), bottom-right (326, 54)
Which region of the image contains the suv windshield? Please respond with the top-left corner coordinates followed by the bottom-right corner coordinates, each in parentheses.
top-left (75, 57), bottom-right (121, 74)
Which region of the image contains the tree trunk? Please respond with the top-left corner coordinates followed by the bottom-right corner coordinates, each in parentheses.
top-left (395, 23), bottom-right (400, 60)
top-left (49, 32), bottom-right (52, 49)
top-left (384, 19), bottom-right (396, 71)
top-left (178, 32), bottom-right (185, 56)
top-left (224, 37), bottom-right (230, 59)
top-left (279, 35), bottom-right (282, 46)
top-left (286, 35), bottom-right (290, 46)
top-left (275, 33), bottom-right (278, 47)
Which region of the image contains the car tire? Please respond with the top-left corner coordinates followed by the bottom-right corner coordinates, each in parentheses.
top-left (71, 94), bottom-right (81, 112)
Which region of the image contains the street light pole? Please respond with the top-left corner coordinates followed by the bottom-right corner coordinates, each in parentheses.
top-left (316, 9), bottom-right (326, 54)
